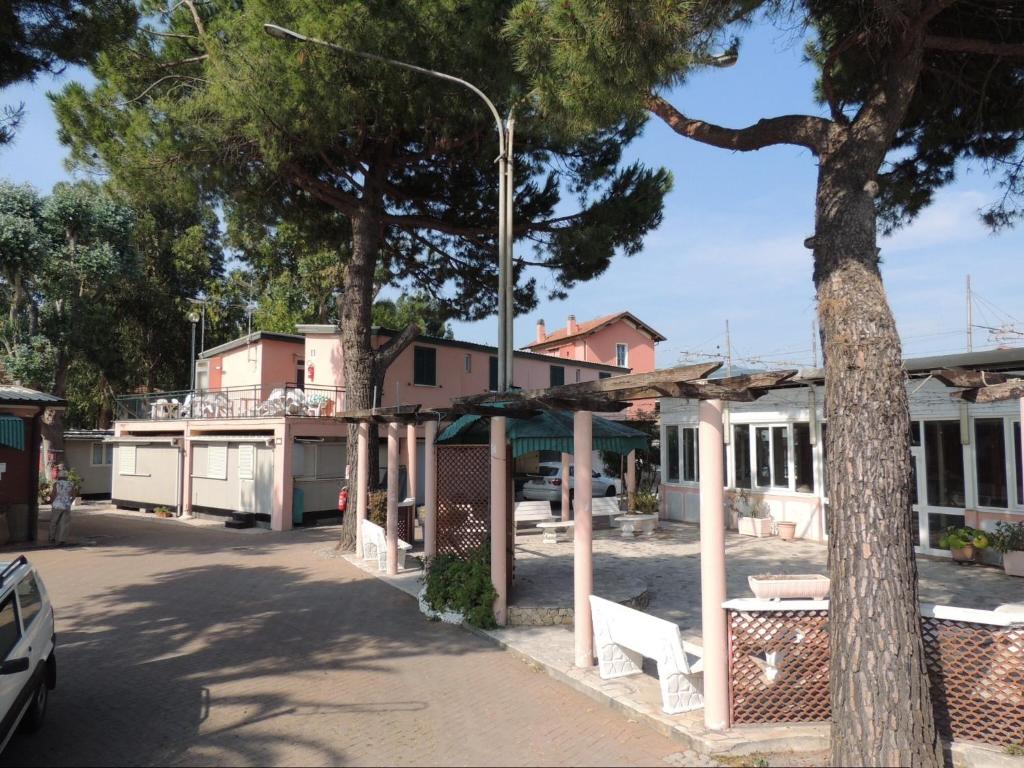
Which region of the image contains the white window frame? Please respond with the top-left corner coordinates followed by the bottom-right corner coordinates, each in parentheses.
top-left (91, 442), bottom-right (113, 466)
top-left (616, 343), bottom-right (628, 368)
top-left (969, 415), bottom-right (1024, 514)
top-left (464, 354), bottom-right (472, 374)
top-left (680, 426), bottom-right (699, 483)
top-left (749, 423), bottom-right (793, 491)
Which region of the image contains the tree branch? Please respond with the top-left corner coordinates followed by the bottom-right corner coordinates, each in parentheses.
top-left (924, 35), bottom-right (1024, 58)
top-left (373, 322), bottom-right (420, 371)
top-left (645, 95), bottom-right (830, 155)
top-left (821, 31), bottom-right (869, 125)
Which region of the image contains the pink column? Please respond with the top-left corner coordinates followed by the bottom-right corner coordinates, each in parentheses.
top-left (698, 399), bottom-right (729, 730)
top-left (386, 422), bottom-right (400, 575)
top-left (271, 423), bottom-right (293, 532)
top-left (490, 416), bottom-right (508, 626)
top-left (424, 419), bottom-right (438, 559)
top-left (561, 451), bottom-right (571, 521)
top-left (626, 449), bottom-right (637, 513)
top-left (355, 421), bottom-right (369, 557)
top-left (406, 422), bottom-right (417, 504)
top-left (573, 411), bottom-right (594, 668)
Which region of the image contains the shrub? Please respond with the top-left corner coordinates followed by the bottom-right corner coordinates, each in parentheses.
top-left (938, 525), bottom-right (988, 551)
top-left (423, 543), bottom-right (498, 629)
top-left (991, 521), bottom-right (1024, 554)
top-left (367, 490), bottom-right (388, 527)
top-left (633, 491), bottom-right (659, 515)
top-left (37, 477), bottom-right (52, 505)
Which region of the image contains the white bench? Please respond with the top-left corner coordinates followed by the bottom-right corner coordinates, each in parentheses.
top-left (589, 595), bottom-right (704, 715)
top-left (573, 497), bottom-right (621, 529)
top-left (361, 519), bottom-right (412, 571)
top-left (536, 520), bottom-right (574, 544)
top-left (515, 500), bottom-right (556, 523)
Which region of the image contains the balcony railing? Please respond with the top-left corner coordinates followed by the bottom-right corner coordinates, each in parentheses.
top-left (115, 384), bottom-right (346, 421)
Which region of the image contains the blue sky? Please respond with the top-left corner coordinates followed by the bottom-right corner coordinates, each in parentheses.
top-left (2, 20), bottom-right (1021, 369)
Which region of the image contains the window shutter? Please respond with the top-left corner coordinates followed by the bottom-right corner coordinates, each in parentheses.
top-left (119, 445), bottom-right (137, 475)
top-left (238, 444), bottom-right (255, 480)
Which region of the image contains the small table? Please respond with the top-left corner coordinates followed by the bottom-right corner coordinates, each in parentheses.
top-left (537, 520), bottom-right (575, 544)
top-left (614, 514), bottom-right (658, 538)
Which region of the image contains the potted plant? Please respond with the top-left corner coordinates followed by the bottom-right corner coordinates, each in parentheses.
top-left (731, 489), bottom-right (772, 537)
top-left (938, 525), bottom-right (989, 563)
top-left (991, 521), bottom-right (1024, 578)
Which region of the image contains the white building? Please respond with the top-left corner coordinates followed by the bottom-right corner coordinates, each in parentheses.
top-left (659, 348), bottom-right (1024, 557)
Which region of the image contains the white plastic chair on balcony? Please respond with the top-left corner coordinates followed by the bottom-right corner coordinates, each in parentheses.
top-left (259, 388), bottom-right (286, 417)
top-left (285, 389), bottom-right (306, 416)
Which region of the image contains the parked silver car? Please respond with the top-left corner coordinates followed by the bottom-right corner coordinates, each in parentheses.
top-left (521, 461), bottom-right (620, 502)
top-left (0, 557), bottom-right (56, 753)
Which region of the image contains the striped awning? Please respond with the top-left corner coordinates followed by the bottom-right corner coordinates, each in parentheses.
top-left (0, 415), bottom-right (25, 451)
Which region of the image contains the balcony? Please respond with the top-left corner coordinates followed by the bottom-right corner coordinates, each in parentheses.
top-left (115, 384), bottom-right (346, 422)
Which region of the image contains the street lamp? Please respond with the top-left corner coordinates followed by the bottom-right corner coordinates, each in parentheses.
top-left (263, 23), bottom-right (516, 390)
top-left (188, 310), bottom-right (200, 390)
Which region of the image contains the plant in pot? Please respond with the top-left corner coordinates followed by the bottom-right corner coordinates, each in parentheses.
top-left (731, 490), bottom-right (772, 538)
top-left (632, 491), bottom-right (659, 516)
top-left (991, 521), bottom-right (1024, 578)
top-left (938, 525), bottom-right (989, 564)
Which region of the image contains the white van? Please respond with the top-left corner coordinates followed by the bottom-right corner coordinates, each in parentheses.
top-left (0, 556), bottom-right (56, 753)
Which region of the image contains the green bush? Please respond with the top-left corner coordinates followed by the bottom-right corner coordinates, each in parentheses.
top-left (367, 490), bottom-right (388, 527)
top-left (423, 543), bottom-right (498, 629)
top-left (938, 525), bottom-right (988, 551)
top-left (991, 521), bottom-right (1024, 554)
top-left (633, 491), bottom-right (659, 515)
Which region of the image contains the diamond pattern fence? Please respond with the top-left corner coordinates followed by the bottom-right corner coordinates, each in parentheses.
top-left (436, 445), bottom-right (491, 558)
top-left (728, 606), bottom-right (1023, 748)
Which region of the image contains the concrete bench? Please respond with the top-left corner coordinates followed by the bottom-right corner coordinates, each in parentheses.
top-left (589, 595), bottom-right (704, 715)
top-left (361, 519), bottom-right (412, 571)
top-left (573, 497), bottom-right (620, 530)
top-left (536, 520), bottom-right (574, 544)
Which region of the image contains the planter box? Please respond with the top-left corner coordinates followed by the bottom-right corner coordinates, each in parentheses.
top-left (738, 517), bottom-right (772, 538)
top-left (748, 574), bottom-right (830, 600)
top-left (614, 514), bottom-right (657, 538)
top-left (1003, 550), bottom-right (1024, 578)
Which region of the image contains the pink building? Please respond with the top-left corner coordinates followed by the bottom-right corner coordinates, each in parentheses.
top-left (111, 325), bottom-right (627, 531)
top-left (523, 312), bottom-right (665, 416)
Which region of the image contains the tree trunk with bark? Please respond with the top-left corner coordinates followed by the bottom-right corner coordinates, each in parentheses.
top-left (814, 132), bottom-right (942, 767)
top-left (40, 349), bottom-right (69, 481)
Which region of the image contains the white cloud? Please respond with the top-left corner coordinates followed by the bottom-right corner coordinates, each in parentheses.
top-left (882, 189), bottom-right (989, 252)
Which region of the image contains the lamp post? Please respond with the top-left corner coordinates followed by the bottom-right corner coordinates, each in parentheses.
top-left (188, 310), bottom-right (200, 390)
top-left (263, 23), bottom-right (515, 390)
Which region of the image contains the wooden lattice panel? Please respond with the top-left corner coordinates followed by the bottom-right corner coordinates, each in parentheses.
top-left (728, 608), bottom-right (1024, 749)
top-left (729, 609), bottom-right (831, 724)
top-left (922, 617), bottom-right (1024, 747)
top-left (436, 445), bottom-right (490, 558)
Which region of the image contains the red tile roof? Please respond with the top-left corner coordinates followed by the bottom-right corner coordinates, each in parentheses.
top-left (524, 312), bottom-right (666, 349)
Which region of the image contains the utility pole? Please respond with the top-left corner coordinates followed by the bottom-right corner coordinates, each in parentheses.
top-left (966, 274), bottom-right (973, 352)
top-left (725, 319), bottom-right (733, 377)
top-left (811, 320), bottom-right (819, 368)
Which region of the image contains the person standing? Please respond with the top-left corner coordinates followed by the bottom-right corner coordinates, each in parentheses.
top-left (48, 466), bottom-right (75, 546)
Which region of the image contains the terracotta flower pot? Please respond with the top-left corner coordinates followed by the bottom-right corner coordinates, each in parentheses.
top-left (776, 521), bottom-right (797, 541)
top-left (950, 544), bottom-right (975, 563)
top-left (1002, 550), bottom-right (1024, 578)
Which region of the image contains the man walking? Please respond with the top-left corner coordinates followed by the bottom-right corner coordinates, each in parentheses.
top-left (48, 466), bottom-right (75, 545)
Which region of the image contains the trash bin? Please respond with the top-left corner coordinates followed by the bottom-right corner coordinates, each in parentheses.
top-left (292, 487), bottom-right (304, 526)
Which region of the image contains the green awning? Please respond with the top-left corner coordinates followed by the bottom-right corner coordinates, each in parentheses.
top-left (0, 415), bottom-right (25, 451)
top-left (437, 409), bottom-right (649, 458)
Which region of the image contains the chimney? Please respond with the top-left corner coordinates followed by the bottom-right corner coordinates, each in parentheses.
top-left (567, 314), bottom-right (578, 334)
top-left (536, 319), bottom-right (546, 343)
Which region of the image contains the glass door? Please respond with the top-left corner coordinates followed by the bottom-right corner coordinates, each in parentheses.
top-left (916, 419), bottom-right (967, 556)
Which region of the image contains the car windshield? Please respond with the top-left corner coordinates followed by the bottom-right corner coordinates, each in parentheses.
top-left (537, 466), bottom-right (559, 477)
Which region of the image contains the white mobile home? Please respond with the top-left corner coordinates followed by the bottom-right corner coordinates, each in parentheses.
top-left (659, 349), bottom-right (1024, 556)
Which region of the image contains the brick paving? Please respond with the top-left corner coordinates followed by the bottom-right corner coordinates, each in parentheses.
top-left (3, 511), bottom-right (689, 767)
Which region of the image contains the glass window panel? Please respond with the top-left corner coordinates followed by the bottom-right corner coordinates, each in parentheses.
top-left (0, 596), bottom-right (19, 659)
top-left (106, 444), bottom-right (114, 464)
top-left (1015, 422), bottom-right (1023, 506)
top-left (15, 574), bottom-right (41, 629)
top-left (820, 423), bottom-right (828, 497)
top-left (549, 365), bottom-right (565, 387)
top-left (772, 426), bottom-right (789, 488)
top-left (92, 443), bottom-right (103, 464)
top-left (413, 346), bottom-right (436, 386)
top-left (910, 455), bottom-right (918, 506)
top-left (793, 422), bottom-right (814, 493)
top-left (733, 425), bottom-right (751, 489)
top-left (924, 420), bottom-right (965, 508)
top-left (682, 428), bottom-right (698, 482)
top-left (910, 421), bottom-right (921, 447)
top-left (928, 512), bottom-right (965, 550)
top-left (755, 427), bottom-right (771, 487)
top-left (974, 418), bottom-right (1008, 507)
top-left (912, 507), bottom-right (920, 546)
top-left (666, 427), bottom-right (679, 483)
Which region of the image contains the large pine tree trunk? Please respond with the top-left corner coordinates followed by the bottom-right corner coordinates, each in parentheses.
top-left (814, 147), bottom-right (941, 767)
top-left (337, 209), bottom-right (382, 550)
top-left (40, 349), bottom-right (70, 481)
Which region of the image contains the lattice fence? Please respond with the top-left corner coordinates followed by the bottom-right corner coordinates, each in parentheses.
top-left (436, 445), bottom-right (491, 558)
top-left (728, 606), bottom-right (1024, 748)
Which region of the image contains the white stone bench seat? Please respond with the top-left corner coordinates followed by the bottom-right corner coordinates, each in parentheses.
top-left (589, 595), bottom-right (704, 715)
top-left (573, 497), bottom-right (621, 529)
top-left (536, 520), bottom-right (574, 544)
top-left (361, 519), bottom-right (412, 571)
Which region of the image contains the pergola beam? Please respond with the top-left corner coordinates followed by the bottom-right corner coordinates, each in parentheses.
top-left (933, 367), bottom-right (1009, 388)
top-left (950, 378), bottom-right (1024, 403)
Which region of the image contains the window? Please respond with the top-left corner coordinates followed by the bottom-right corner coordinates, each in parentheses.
top-left (755, 427), bottom-right (771, 487)
top-left (296, 359), bottom-right (305, 388)
top-left (616, 343), bottom-right (628, 367)
top-left (599, 372), bottom-right (612, 380)
top-left (681, 427), bottom-right (699, 482)
top-left (733, 425), bottom-right (752, 488)
top-left (464, 354), bottom-right (472, 373)
top-left (974, 418), bottom-right (1008, 507)
top-left (1016, 422), bottom-right (1023, 506)
top-left (413, 346), bottom-right (437, 386)
top-left (238, 444), bottom-right (255, 481)
top-left (489, 356), bottom-right (498, 391)
top-left (821, 423), bottom-right (828, 497)
top-left (666, 426), bottom-right (680, 482)
top-left (793, 423), bottom-right (814, 493)
top-left (550, 365), bottom-right (565, 387)
top-left (755, 426), bottom-right (790, 489)
top-left (16, 573), bottom-right (41, 629)
top-left (0, 596), bottom-right (19, 660)
top-left (207, 444), bottom-right (228, 480)
top-left (92, 443), bottom-right (113, 466)
top-left (575, 368), bottom-right (581, 383)
top-left (118, 445), bottom-right (137, 476)
top-left (924, 420), bottom-right (965, 508)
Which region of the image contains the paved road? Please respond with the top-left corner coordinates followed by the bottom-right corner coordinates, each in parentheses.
top-left (2, 512), bottom-right (684, 766)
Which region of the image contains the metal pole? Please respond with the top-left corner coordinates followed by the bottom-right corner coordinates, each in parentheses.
top-left (497, 146), bottom-right (508, 392)
top-left (504, 114), bottom-right (515, 389)
top-left (966, 274), bottom-right (973, 352)
top-left (189, 321), bottom-right (196, 390)
top-left (200, 301), bottom-right (206, 353)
